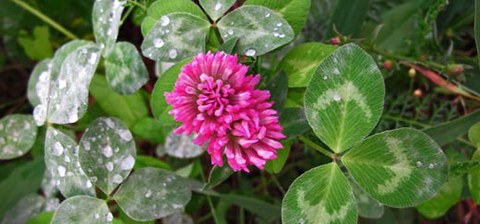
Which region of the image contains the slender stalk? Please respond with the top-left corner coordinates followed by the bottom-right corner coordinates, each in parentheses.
top-left (200, 165), bottom-right (220, 224)
top-left (298, 136), bottom-right (334, 159)
top-left (126, 0), bottom-right (146, 10)
top-left (10, 0), bottom-right (79, 40)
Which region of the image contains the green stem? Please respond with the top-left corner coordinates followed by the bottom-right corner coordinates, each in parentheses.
top-left (200, 165), bottom-right (220, 224)
top-left (10, 0), bottom-right (79, 40)
top-left (381, 115), bottom-right (429, 128)
top-left (126, 0), bottom-right (146, 10)
top-left (298, 136), bottom-right (334, 159)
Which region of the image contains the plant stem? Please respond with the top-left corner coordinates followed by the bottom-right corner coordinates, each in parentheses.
top-left (298, 136), bottom-right (334, 159)
top-left (10, 0), bottom-right (79, 40)
top-left (126, 0), bottom-right (146, 10)
top-left (200, 165), bottom-right (220, 224)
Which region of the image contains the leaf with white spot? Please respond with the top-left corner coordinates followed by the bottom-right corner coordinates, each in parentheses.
top-left (199, 0), bottom-right (235, 21)
top-left (162, 212), bottom-right (193, 224)
top-left (105, 42), bottom-right (148, 94)
top-left (92, 0), bottom-right (126, 55)
top-left (141, 0), bottom-right (209, 35)
top-left (343, 128), bottom-right (448, 207)
top-left (113, 168), bottom-right (192, 221)
top-left (45, 127), bottom-right (96, 198)
top-left (164, 132), bottom-right (204, 158)
top-left (46, 44), bottom-right (101, 124)
top-left (79, 117), bottom-right (136, 195)
top-left (0, 114), bottom-right (37, 160)
top-left (50, 196), bottom-right (111, 224)
top-left (304, 43), bottom-right (385, 153)
top-left (282, 163), bottom-right (357, 224)
top-left (27, 59), bottom-right (51, 107)
top-left (217, 5), bottom-right (294, 56)
top-left (1, 194), bottom-right (45, 224)
top-left (32, 40), bottom-right (101, 126)
top-left (141, 12), bottom-right (210, 62)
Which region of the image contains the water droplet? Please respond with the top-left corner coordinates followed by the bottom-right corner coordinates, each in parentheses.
top-left (265, 12), bottom-right (270, 17)
top-left (102, 145), bottom-right (113, 158)
top-left (58, 79), bottom-right (67, 89)
top-left (105, 162), bottom-right (114, 171)
top-left (57, 166), bottom-right (66, 177)
top-left (227, 29), bottom-right (234, 35)
top-left (86, 180), bottom-right (92, 188)
top-left (105, 118), bottom-right (115, 128)
top-left (145, 189), bottom-right (152, 198)
top-left (107, 212), bottom-right (113, 222)
top-left (276, 22), bottom-right (283, 27)
top-left (66, 171), bottom-right (73, 177)
top-left (169, 49), bottom-right (178, 59)
top-left (84, 141), bottom-right (91, 151)
top-left (160, 16), bottom-right (170, 26)
top-left (245, 49), bottom-right (256, 57)
top-left (117, 129), bottom-right (132, 141)
top-left (91, 176), bottom-right (98, 182)
top-left (120, 155), bottom-right (135, 170)
top-left (88, 53), bottom-right (98, 65)
top-left (323, 76), bottom-right (328, 80)
top-left (278, 33), bottom-right (285, 38)
top-left (52, 142), bottom-right (64, 156)
top-left (333, 68), bottom-right (340, 75)
top-left (64, 155), bottom-right (71, 163)
top-left (333, 94), bottom-right (341, 101)
top-left (416, 161), bottom-right (423, 167)
top-left (112, 174), bottom-right (123, 184)
top-left (94, 213), bottom-right (100, 219)
top-left (153, 38), bottom-right (164, 48)
top-left (428, 163), bottom-right (435, 169)
top-left (214, 3), bottom-right (222, 11)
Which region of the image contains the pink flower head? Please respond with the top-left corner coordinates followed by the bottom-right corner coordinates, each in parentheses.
top-left (165, 51), bottom-right (285, 172)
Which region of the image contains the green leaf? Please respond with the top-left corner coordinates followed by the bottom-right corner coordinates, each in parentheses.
top-left (0, 114), bottom-right (37, 160)
top-left (105, 42), bottom-right (149, 95)
top-left (278, 42), bottom-right (337, 88)
top-left (151, 58), bottom-right (190, 119)
top-left (476, 0), bottom-right (480, 65)
top-left (265, 141), bottom-right (291, 174)
top-left (141, 0), bottom-right (208, 36)
top-left (218, 37), bottom-right (238, 54)
top-left (204, 165), bottom-right (234, 189)
top-left (51, 196), bottom-right (111, 224)
top-left (164, 132), bottom-right (205, 158)
top-left (162, 212), bottom-right (193, 224)
top-left (343, 128), bottom-right (448, 207)
top-left (304, 43), bottom-right (385, 153)
top-left (45, 127), bottom-right (96, 198)
top-left (79, 117), bottom-right (137, 195)
top-left (417, 149), bottom-right (464, 219)
top-left (33, 41), bottom-right (101, 126)
top-left (2, 194), bottom-right (45, 224)
top-left (18, 26), bottom-right (53, 60)
top-left (132, 117), bottom-right (167, 144)
top-left (469, 122), bottom-right (480, 147)
top-left (134, 155), bottom-right (172, 171)
top-left (113, 168), bottom-right (192, 221)
top-left (217, 5), bottom-right (294, 56)
top-left (424, 109), bottom-right (480, 146)
top-left (199, 0), bottom-right (235, 21)
top-left (90, 75), bottom-right (149, 127)
top-left (27, 59), bottom-right (51, 107)
top-left (349, 178), bottom-right (384, 219)
top-left (327, 0), bottom-right (370, 38)
top-left (279, 108), bottom-right (310, 140)
top-left (219, 194), bottom-right (281, 222)
top-left (26, 211), bottom-right (54, 224)
top-left (142, 13), bottom-right (210, 62)
top-left (244, 0), bottom-right (311, 35)
top-left (92, 0), bottom-right (125, 55)
top-left (468, 149), bottom-right (480, 204)
top-left (282, 163), bottom-right (357, 224)
top-left (0, 159), bottom-right (45, 220)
